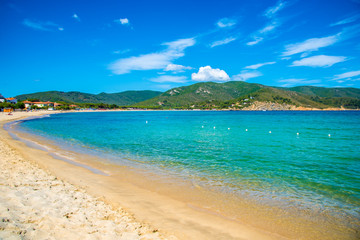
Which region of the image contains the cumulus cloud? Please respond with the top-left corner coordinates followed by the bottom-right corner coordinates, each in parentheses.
top-left (150, 75), bottom-right (188, 83)
top-left (333, 70), bottom-right (360, 80)
top-left (210, 37), bottom-right (237, 48)
top-left (291, 55), bottom-right (347, 67)
top-left (216, 18), bottom-right (237, 28)
top-left (72, 13), bottom-right (80, 22)
top-left (22, 19), bottom-right (63, 31)
top-left (191, 66), bottom-right (230, 82)
top-left (232, 71), bottom-right (262, 81)
top-left (114, 18), bottom-right (130, 25)
top-left (109, 38), bottom-right (195, 74)
top-left (282, 34), bottom-right (340, 56)
top-left (330, 14), bottom-right (360, 27)
top-left (278, 78), bottom-right (321, 87)
top-left (245, 61), bottom-right (276, 69)
top-left (164, 64), bottom-right (193, 72)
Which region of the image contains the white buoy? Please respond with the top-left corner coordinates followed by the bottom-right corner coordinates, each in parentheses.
top-left (328, 134), bottom-right (331, 137)
top-left (202, 126), bottom-right (204, 128)
top-left (297, 132), bottom-right (299, 135)
top-left (245, 129), bottom-right (248, 131)
top-left (146, 121), bottom-right (148, 124)
top-left (228, 128), bottom-right (230, 130)
top-left (269, 131), bottom-right (272, 134)
top-left (214, 126), bottom-right (216, 129)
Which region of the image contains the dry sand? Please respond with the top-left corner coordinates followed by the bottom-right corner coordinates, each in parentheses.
top-left (0, 111), bottom-right (166, 240)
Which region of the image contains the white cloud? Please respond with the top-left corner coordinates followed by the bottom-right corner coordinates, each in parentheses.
top-left (22, 19), bottom-right (63, 31)
top-left (333, 70), bottom-right (360, 80)
top-left (264, 0), bottom-right (286, 19)
top-left (216, 18), bottom-right (237, 28)
top-left (246, 37), bottom-right (263, 46)
top-left (259, 21), bottom-right (278, 33)
top-left (115, 18), bottom-right (130, 25)
top-left (246, 1), bottom-right (287, 46)
top-left (162, 38), bottom-right (196, 52)
top-left (150, 75), bottom-right (187, 83)
top-left (72, 13), bottom-right (80, 22)
top-left (191, 66), bottom-right (230, 82)
top-left (291, 55), bottom-right (347, 67)
top-left (282, 34), bottom-right (339, 56)
top-left (330, 14), bottom-right (360, 27)
top-left (210, 37), bottom-right (237, 48)
top-left (164, 64), bottom-right (193, 72)
top-left (278, 78), bottom-right (321, 87)
top-left (109, 38), bottom-right (195, 74)
top-left (232, 71), bottom-right (262, 81)
top-left (245, 61), bottom-right (276, 69)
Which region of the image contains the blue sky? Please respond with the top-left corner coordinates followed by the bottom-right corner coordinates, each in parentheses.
top-left (1, 0), bottom-right (360, 97)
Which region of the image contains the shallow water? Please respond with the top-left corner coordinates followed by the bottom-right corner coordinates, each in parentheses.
top-left (14, 111), bottom-right (360, 235)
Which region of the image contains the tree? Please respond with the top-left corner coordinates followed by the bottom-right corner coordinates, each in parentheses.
top-left (15, 102), bottom-right (25, 109)
top-left (0, 102), bottom-right (12, 109)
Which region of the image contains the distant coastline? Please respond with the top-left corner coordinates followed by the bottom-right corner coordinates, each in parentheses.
top-left (8, 82), bottom-right (360, 112)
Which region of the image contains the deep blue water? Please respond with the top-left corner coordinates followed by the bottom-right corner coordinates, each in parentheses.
top-left (15, 111), bottom-right (360, 220)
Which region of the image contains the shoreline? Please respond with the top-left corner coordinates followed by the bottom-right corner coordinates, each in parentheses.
top-left (0, 111), bottom-right (168, 239)
top-left (0, 111), bottom-right (276, 240)
top-left (1, 111), bottom-right (358, 239)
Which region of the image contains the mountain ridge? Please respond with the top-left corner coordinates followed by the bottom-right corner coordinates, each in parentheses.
top-left (14, 82), bottom-right (360, 109)
top-left (16, 90), bottom-right (163, 106)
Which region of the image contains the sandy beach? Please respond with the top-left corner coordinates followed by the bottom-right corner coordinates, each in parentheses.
top-left (1, 111), bottom-right (278, 240)
top-left (0, 111), bottom-right (168, 240)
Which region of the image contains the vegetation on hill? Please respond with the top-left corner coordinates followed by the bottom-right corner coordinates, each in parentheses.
top-left (9, 82), bottom-right (360, 110)
top-left (15, 90), bottom-right (162, 106)
top-left (135, 81), bottom-right (262, 108)
top-left (135, 82), bottom-right (360, 109)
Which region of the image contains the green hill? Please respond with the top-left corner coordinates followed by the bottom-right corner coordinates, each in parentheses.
top-left (14, 83), bottom-right (360, 109)
top-left (285, 86), bottom-right (360, 98)
top-left (136, 81), bottom-right (262, 108)
top-left (135, 82), bottom-right (360, 109)
top-left (16, 90), bottom-right (162, 106)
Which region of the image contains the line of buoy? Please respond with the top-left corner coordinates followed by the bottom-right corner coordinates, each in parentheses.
top-left (199, 126), bottom-right (331, 137)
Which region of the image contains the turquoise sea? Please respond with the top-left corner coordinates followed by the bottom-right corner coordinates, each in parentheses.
top-left (14, 111), bottom-right (360, 232)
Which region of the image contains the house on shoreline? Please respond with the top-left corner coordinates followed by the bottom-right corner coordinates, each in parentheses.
top-left (23, 101), bottom-right (55, 109)
top-left (6, 97), bottom-right (18, 104)
top-left (0, 94), bottom-right (18, 104)
top-left (0, 94), bottom-right (5, 103)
